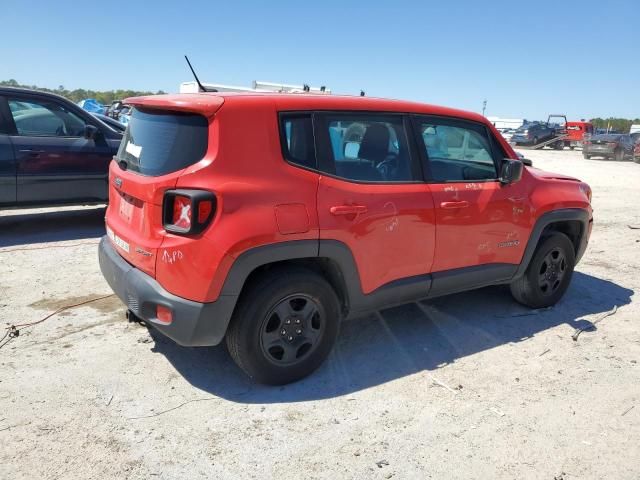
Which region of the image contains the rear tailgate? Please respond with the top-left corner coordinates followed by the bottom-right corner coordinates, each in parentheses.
top-left (105, 95), bottom-right (223, 277)
top-left (106, 161), bottom-right (179, 276)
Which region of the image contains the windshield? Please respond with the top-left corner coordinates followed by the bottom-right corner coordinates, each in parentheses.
top-left (116, 107), bottom-right (208, 176)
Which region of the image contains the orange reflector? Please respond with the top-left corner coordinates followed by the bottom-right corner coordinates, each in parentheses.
top-left (198, 200), bottom-right (213, 223)
top-left (156, 305), bottom-right (173, 325)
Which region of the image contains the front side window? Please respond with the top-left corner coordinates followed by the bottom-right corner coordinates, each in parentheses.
top-left (417, 119), bottom-right (498, 182)
top-left (8, 99), bottom-right (86, 137)
top-left (321, 115), bottom-right (415, 182)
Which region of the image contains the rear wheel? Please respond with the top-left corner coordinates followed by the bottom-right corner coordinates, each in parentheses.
top-left (583, 153), bottom-right (591, 159)
top-left (225, 268), bottom-right (341, 385)
top-left (510, 232), bottom-right (575, 308)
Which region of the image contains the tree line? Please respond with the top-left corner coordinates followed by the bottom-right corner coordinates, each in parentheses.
top-left (589, 117), bottom-right (640, 133)
top-left (0, 79), bottom-right (166, 105)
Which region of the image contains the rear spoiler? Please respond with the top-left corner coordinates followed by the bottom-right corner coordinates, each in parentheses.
top-left (124, 94), bottom-right (224, 116)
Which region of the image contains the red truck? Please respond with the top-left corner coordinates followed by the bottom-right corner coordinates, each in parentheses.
top-left (99, 92), bottom-right (593, 384)
top-left (565, 121), bottom-right (594, 149)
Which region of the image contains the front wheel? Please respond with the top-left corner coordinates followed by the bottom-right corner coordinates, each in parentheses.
top-left (510, 232), bottom-right (576, 308)
top-left (225, 268), bottom-right (341, 385)
top-left (615, 148), bottom-right (624, 162)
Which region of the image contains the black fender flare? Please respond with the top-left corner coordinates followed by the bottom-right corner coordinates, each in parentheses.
top-left (219, 239), bottom-right (365, 311)
top-left (219, 239), bottom-right (431, 320)
top-left (513, 208), bottom-right (591, 279)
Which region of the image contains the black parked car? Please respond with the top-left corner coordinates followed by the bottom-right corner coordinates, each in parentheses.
top-left (583, 134), bottom-right (635, 161)
top-left (0, 87), bottom-right (122, 208)
top-left (92, 113), bottom-right (126, 133)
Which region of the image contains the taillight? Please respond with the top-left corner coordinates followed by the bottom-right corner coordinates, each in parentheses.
top-left (163, 189), bottom-right (216, 235)
top-left (172, 195), bottom-right (192, 229)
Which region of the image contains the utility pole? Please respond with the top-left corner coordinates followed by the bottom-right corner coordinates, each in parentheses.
top-left (482, 99), bottom-right (487, 117)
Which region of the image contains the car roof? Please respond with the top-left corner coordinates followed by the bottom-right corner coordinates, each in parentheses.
top-left (0, 86), bottom-right (75, 103)
top-left (124, 92), bottom-right (489, 124)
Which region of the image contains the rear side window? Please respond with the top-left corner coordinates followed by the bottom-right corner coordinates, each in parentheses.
top-left (319, 114), bottom-right (416, 183)
top-left (116, 107), bottom-right (208, 176)
top-left (280, 114), bottom-right (316, 169)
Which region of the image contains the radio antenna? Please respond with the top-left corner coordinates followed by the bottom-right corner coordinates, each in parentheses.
top-left (184, 55), bottom-right (216, 92)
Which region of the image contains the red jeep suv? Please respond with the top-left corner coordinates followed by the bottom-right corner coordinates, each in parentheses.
top-left (99, 93), bottom-right (593, 384)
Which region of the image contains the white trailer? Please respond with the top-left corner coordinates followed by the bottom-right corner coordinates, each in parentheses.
top-left (180, 80), bottom-right (331, 94)
top-left (487, 116), bottom-right (525, 130)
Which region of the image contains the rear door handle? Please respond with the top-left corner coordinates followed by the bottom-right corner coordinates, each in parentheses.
top-left (330, 205), bottom-right (368, 216)
top-left (19, 149), bottom-right (45, 156)
top-left (440, 201), bottom-right (469, 209)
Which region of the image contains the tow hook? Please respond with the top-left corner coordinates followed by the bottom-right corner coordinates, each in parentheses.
top-left (126, 309), bottom-right (145, 325)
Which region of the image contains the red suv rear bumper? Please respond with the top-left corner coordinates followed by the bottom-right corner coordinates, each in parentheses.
top-left (98, 236), bottom-right (237, 346)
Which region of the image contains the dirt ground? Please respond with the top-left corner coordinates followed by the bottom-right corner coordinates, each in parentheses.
top-left (1, 149), bottom-right (638, 480)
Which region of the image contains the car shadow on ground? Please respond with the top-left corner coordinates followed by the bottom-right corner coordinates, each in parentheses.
top-left (148, 271), bottom-right (633, 403)
top-left (0, 207), bottom-right (105, 247)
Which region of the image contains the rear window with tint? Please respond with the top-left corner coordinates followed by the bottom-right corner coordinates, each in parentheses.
top-left (116, 107), bottom-right (208, 176)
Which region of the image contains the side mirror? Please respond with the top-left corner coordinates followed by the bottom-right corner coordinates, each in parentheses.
top-left (516, 153), bottom-right (533, 166)
top-left (499, 159), bottom-right (524, 185)
top-left (84, 124), bottom-right (99, 140)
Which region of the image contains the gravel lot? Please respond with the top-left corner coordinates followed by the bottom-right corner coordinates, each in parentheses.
top-left (1, 149), bottom-right (639, 480)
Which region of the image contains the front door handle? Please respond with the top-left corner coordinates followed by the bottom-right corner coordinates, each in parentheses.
top-left (330, 205), bottom-right (368, 216)
top-left (440, 201), bottom-right (469, 209)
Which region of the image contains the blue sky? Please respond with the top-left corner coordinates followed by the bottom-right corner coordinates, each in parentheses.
top-left (1, 0), bottom-right (638, 120)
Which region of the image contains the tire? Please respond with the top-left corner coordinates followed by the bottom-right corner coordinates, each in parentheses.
top-left (510, 232), bottom-right (576, 309)
top-left (615, 149), bottom-right (624, 162)
top-left (634, 156), bottom-right (640, 164)
top-left (533, 136), bottom-right (539, 146)
top-left (570, 146), bottom-right (575, 150)
top-left (225, 267), bottom-right (341, 385)
top-left (583, 153), bottom-right (591, 159)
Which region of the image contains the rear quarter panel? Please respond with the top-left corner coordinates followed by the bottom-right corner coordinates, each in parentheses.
top-left (156, 98), bottom-right (320, 302)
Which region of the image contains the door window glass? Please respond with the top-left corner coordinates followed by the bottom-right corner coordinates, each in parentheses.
top-left (322, 115), bottom-right (414, 182)
top-left (417, 121), bottom-right (497, 181)
top-left (8, 99), bottom-right (86, 137)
